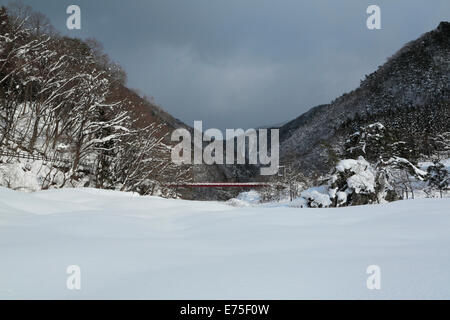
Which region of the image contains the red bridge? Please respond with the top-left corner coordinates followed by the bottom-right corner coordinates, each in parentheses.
top-left (167, 182), bottom-right (286, 188)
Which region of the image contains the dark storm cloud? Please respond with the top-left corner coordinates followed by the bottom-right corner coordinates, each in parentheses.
top-left (5, 0), bottom-right (449, 129)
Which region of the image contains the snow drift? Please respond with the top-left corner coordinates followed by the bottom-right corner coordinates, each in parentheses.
top-left (0, 187), bottom-right (450, 299)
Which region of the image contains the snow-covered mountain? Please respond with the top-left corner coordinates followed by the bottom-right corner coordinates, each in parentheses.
top-left (199, 22), bottom-right (449, 201)
top-left (278, 21), bottom-right (449, 175)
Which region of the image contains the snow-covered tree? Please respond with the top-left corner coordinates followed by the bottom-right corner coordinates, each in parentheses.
top-left (427, 160), bottom-right (449, 198)
top-left (344, 122), bottom-right (415, 163)
top-left (110, 124), bottom-right (191, 196)
top-left (378, 156), bottom-right (427, 199)
top-left (297, 156), bottom-right (398, 208)
top-left (328, 156), bottom-right (378, 206)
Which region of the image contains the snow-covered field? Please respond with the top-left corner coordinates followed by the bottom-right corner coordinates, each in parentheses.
top-left (0, 187), bottom-right (449, 299)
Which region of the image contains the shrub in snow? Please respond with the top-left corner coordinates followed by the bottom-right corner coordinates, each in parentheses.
top-left (295, 156), bottom-right (394, 208)
top-left (237, 190), bottom-right (261, 203)
top-left (0, 158), bottom-right (82, 192)
top-left (328, 156), bottom-right (378, 206)
top-left (336, 191), bottom-right (348, 206)
top-left (427, 160), bottom-right (449, 198)
top-left (288, 197), bottom-right (308, 208)
top-left (299, 185), bottom-right (332, 208)
top-left (227, 190), bottom-right (261, 207)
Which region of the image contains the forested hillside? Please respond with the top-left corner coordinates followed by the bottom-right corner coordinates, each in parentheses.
top-left (1, 3), bottom-right (448, 205)
top-left (0, 5), bottom-right (190, 195)
top-left (279, 21), bottom-right (449, 175)
top-left (252, 22), bottom-right (450, 206)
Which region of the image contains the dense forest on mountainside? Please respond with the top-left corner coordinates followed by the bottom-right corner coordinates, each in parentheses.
top-left (278, 21), bottom-right (449, 175)
top-left (0, 4), bottom-right (191, 195)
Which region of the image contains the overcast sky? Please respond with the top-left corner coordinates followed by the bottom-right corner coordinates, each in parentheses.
top-left (4, 0), bottom-right (449, 129)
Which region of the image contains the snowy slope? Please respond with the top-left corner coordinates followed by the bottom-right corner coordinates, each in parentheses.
top-left (0, 187), bottom-right (449, 299)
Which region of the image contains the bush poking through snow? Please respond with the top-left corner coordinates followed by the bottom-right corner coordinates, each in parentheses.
top-left (296, 156), bottom-right (398, 208)
top-left (227, 190), bottom-right (261, 207)
top-left (329, 156), bottom-right (378, 206)
top-left (299, 186), bottom-right (332, 208)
